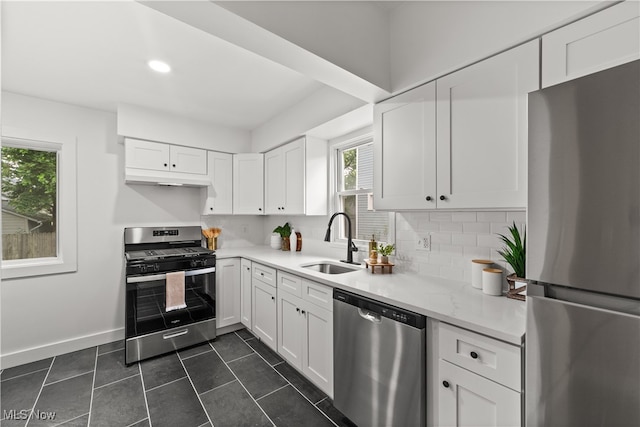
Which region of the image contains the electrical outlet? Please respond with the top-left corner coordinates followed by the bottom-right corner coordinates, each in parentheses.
top-left (416, 234), bottom-right (431, 251)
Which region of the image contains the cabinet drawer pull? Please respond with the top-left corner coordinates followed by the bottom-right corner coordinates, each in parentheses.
top-left (271, 296), bottom-right (275, 301)
top-left (440, 195), bottom-right (446, 201)
top-left (470, 351), bottom-right (479, 359)
top-left (426, 196), bottom-right (432, 201)
top-left (296, 308), bottom-right (300, 312)
top-left (442, 380), bottom-right (450, 388)
top-left (163, 329), bottom-right (188, 340)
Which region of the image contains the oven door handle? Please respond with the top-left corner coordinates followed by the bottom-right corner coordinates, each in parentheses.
top-left (126, 267), bottom-right (216, 284)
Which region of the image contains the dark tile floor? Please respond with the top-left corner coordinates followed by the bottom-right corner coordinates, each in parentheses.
top-left (0, 329), bottom-right (355, 427)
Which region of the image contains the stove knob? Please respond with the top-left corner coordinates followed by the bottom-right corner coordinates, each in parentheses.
top-left (190, 260), bottom-right (198, 268)
top-left (153, 264), bottom-right (160, 272)
top-left (139, 265), bottom-right (147, 273)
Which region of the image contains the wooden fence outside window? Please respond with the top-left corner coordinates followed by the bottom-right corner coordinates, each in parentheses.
top-left (2, 232), bottom-right (56, 260)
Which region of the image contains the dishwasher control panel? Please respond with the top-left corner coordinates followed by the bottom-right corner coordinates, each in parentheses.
top-left (334, 288), bottom-right (426, 328)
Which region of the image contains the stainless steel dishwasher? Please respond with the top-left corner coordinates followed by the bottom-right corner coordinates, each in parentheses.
top-left (333, 288), bottom-right (426, 427)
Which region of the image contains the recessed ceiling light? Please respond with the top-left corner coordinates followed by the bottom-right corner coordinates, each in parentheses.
top-left (148, 60), bottom-right (171, 73)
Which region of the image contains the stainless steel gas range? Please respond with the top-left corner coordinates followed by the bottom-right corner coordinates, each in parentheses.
top-left (124, 226), bottom-right (216, 365)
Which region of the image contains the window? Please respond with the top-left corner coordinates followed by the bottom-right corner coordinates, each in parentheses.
top-left (1, 134), bottom-right (77, 279)
top-left (2, 146), bottom-right (57, 259)
top-left (335, 135), bottom-right (393, 244)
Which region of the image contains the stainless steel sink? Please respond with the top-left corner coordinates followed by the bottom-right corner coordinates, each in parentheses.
top-left (301, 262), bottom-right (359, 275)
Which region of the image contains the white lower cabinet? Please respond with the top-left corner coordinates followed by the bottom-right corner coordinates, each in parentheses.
top-left (252, 263), bottom-right (277, 350)
top-left (215, 258), bottom-right (241, 329)
top-left (436, 322), bottom-right (522, 427)
top-left (438, 360), bottom-right (520, 427)
top-left (276, 271), bottom-right (334, 397)
top-left (240, 258), bottom-right (252, 329)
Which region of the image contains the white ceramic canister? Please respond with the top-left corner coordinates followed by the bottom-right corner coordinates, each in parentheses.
top-left (471, 259), bottom-right (494, 289)
top-left (482, 268), bottom-right (504, 296)
top-left (270, 234), bottom-right (281, 249)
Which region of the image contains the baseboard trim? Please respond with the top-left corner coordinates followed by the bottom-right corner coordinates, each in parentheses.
top-left (1, 328), bottom-right (125, 369)
top-left (216, 323), bottom-right (245, 336)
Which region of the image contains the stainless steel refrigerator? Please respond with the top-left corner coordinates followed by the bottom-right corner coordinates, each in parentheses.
top-left (526, 60), bottom-right (640, 426)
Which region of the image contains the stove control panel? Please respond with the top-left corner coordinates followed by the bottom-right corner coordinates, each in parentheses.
top-left (153, 229), bottom-right (179, 237)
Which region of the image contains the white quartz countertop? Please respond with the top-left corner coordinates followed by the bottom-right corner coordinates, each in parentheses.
top-left (215, 246), bottom-right (526, 345)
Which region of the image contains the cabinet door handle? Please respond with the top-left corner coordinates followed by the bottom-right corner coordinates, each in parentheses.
top-left (271, 296), bottom-right (275, 301)
top-left (301, 310), bottom-right (306, 315)
top-left (164, 163), bottom-right (168, 167)
top-left (439, 195), bottom-right (446, 201)
top-left (172, 164), bottom-right (176, 168)
top-left (296, 308), bottom-right (300, 312)
top-left (470, 351), bottom-right (478, 359)
top-left (442, 380), bottom-right (450, 388)
top-left (281, 207), bottom-right (285, 210)
top-left (258, 208), bottom-right (262, 212)
top-left (209, 207), bottom-right (213, 211)
top-left (425, 196), bottom-right (432, 201)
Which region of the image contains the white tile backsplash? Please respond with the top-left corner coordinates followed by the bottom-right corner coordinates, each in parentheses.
top-left (204, 208), bottom-right (526, 286)
top-left (395, 211), bottom-right (525, 283)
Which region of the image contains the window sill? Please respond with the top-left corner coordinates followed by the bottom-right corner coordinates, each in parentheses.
top-left (1, 257), bottom-right (77, 280)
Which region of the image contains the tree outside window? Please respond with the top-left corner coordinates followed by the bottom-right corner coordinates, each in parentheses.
top-left (2, 146), bottom-right (57, 260)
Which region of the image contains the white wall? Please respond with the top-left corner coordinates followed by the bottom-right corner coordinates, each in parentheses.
top-left (117, 103), bottom-right (252, 153)
top-left (389, 1), bottom-right (608, 93)
top-left (0, 92), bottom-right (243, 368)
top-left (250, 86), bottom-right (365, 153)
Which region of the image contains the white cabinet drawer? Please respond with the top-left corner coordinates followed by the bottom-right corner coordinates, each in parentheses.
top-left (277, 271), bottom-right (302, 297)
top-left (302, 279), bottom-right (333, 312)
top-left (253, 263), bottom-right (276, 287)
top-left (439, 322), bottom-right (521, 391)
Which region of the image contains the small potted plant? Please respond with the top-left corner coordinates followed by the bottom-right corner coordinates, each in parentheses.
top-left (377, 243), bottom-right (395, 264)
top-left (497, 222), bottom-right (526, 291)
top-left (273, 222), bottom-right (292, 251)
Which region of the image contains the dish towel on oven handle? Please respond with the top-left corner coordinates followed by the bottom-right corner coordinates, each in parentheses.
top-left (166, 271), bottom-right (187, 312)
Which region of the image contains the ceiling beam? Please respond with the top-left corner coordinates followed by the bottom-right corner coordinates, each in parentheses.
top-left (138, 1), bottom-right (391, 103)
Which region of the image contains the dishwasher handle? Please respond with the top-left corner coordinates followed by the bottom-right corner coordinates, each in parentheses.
top-left (334, 288), bottom-right (426, 329)
top-left (358, 308), bottom-right (382, 323)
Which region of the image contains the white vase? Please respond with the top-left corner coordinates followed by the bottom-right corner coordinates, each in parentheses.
top-left (270, 234), bottom-right (281, 249)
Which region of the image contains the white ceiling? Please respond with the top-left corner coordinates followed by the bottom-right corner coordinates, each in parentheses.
top-left (1, 1), bottom-right (332, 130)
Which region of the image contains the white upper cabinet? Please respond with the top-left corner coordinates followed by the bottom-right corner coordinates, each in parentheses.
top-left (374, 82), bottom-right (437, 210)
top-left (124, 137), bottom-right (209, 186)
top-left (542, 1), bottom-right (640, 88)
top-left (233, 153), bottom-right (264, 215)
top-left (125, 138), bottom-right (206, 175)
top-left (125, 138), bottom-right (171, 172)
top-left (202, 151), bottom-right (233, 215)
top-left (264, 137), bottom-right (327, 216)
top-left (436, 39), bottom-right (538, 209)
top-left (374, 40), bottom-right (538, 210)
top-left (169, 145), bottom-right (207, 175)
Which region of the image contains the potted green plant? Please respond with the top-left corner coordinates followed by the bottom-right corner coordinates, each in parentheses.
top-left (497, 222), bottom-right (526, 290)
top-left (273, 222), bottom-right (292, 251)
top-left (377, 243), bottom-right (395, 264)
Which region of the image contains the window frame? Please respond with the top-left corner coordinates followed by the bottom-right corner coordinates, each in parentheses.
top-left (1, 130), bottom-right (77, 279)
top-left (330, 132), bottom-right (395, 248)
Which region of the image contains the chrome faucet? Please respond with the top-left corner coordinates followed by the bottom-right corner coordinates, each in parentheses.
top-left (324, 212), bottom-right (359, 265)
